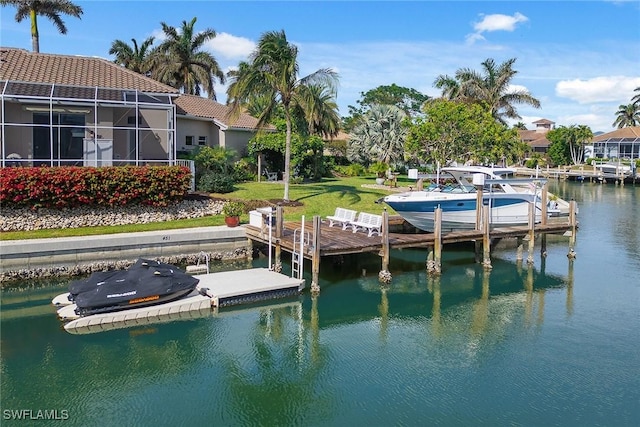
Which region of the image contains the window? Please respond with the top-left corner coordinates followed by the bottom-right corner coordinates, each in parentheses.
top-left (198, 136), bottom-right (207, 146)
top-left (185, 135), bottom-right (194, 146)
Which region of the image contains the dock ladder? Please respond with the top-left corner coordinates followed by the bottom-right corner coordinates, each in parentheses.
top-left (292, 215), bottom-right (310, 280)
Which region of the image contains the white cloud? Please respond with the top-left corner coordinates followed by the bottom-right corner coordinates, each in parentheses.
top-left (206, 32), bottom-right (255, 60)
top-left (556, 76), bottom-right (640, 104)
top-left (473, 13), bottom-right (529, 33)
top-left (467, 13), bottom-right (529, 45)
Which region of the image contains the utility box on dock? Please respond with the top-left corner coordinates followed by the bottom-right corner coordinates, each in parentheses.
top-left (249, 207), bottom-right (275, 228)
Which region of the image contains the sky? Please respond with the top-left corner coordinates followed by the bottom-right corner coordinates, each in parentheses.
top-left (1, 0), bottom-right (639, 133)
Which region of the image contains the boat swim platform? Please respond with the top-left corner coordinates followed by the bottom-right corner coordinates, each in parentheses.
top-left (61, 268), bottom-right (304, 334)
top-left (244, 217), bottom-right (575, 259)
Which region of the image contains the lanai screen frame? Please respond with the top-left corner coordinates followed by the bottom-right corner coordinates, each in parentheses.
top-left (0, 80), bottom-right (177, 167)
top-left (592, 137), bottom-right (640, 160)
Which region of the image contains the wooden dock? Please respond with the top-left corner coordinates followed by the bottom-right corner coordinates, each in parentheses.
top-left (245, 217), bottom-right (572, 257)
top-left (245, 202), bottom-right (578, 293)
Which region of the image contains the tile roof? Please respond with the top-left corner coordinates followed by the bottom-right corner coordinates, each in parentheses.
top-left (518, 129), bottom-right (551, 148)
top-left (593, 126), bottom-right (640, 141)
top-left (174, 94), bottom-right (273, 131)
top-left (0, 47), bottom-right (177, 94)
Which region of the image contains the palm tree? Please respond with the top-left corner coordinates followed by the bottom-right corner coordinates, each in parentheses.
top-left (226, 30), bottom-right (338, 201)
top-left (612, 103), bottom-right (640, 128)
top-left (631, 87), bottom-right (640, 107)
top-left (109, 37), bottom-right (155, 74)
top-left (293, 84), bottom-right (341, 138)
top-left (347, 104), bottom-right (408, 166)
top-left (151, 17), bottom-right (225, 99)
top-left (1, 0), bottom-right (83, 53)
top-left (433, 58), bottom-right (541, 125)
top-left (433, 74), bottom-right (461, 101)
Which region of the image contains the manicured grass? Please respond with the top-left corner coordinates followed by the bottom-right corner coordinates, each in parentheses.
top-left (2, 176), bottom-right (400, 240)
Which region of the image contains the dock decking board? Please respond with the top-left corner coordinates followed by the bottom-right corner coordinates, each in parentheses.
top-left (245, 217), bottom-right (573, 259)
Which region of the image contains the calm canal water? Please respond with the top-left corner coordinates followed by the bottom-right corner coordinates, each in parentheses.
top-left (1, 181), bottom-right (638, 426)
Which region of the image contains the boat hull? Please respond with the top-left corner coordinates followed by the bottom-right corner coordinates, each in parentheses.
top-left (385, 194), bottom-right (541, 232)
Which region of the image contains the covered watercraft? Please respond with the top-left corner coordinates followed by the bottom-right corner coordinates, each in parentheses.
top-left (53, 259), bottom-right (199, 317)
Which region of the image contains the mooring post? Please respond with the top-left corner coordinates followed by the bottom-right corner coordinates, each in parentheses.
top-left (541, 181), bottom-right (548, 226)
top-left (482, 205), bottom-right (492, 269)
top-left (516, 236), bottom-right (524, 262)
top-left (274, 205), bottom-right (283, 272)
top-left (426, 246), bottom-right (435, 273)
top-left (379, 210), bottom-right (392, 284)
top-left (475, 179), bottom-right (484, 263)
top-left (527, 201), bottom-right (535, 265)
top-left (433, 207), bottom-right (442, 275)
top-left (567, 200), bottom-right (577, 259)
top-left (540, 182), bottom-right (548, 257)
top-left (310, 215), bottom-right (321, 295)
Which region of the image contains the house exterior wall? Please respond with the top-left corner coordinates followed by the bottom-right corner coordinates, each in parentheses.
top-left (175, 118), bottom-right (219, 154)
top-left (220, 128), bottom-right (253, 157)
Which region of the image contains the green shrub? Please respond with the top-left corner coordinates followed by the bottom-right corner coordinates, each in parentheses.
top-left (222, 200), bottom-right (245, 217)
top-left (198, 171), bottom-right (235, 193)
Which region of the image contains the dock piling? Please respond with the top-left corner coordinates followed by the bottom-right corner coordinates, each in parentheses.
top-left (482, 205), bottom-right (492, 269)
top-left (527, 202), bottom-right (535, 265)
top-left (433, 207), bottom-right (442, 275)
top-left (379, 210), bottom-right (392, 284)
top-left (310, 215), bottom-right (321, 295)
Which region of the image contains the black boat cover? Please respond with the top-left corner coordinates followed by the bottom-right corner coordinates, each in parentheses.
top-left (72, 259), bottom-right (199, 315)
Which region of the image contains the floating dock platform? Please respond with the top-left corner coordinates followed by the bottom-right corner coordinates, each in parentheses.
top-left (58, 268), bottom-right (304, 334)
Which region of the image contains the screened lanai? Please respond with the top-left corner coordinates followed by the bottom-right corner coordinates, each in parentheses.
top-left (592, 136), bottom-right (640, 160)
top-left (1, 80), bottom-right (177, 167)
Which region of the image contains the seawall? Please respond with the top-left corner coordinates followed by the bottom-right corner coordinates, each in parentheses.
top-left (0, 226), bottom-right (252, 284)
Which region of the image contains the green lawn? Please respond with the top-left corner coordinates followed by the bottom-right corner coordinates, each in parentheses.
top-left (2, 176), bottom-right (401, 240)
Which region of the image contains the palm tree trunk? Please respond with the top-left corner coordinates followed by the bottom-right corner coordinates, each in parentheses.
top-left (283, 107), bottom-right (292, 201)
top-left (30, 9), bottom-right (39, 53)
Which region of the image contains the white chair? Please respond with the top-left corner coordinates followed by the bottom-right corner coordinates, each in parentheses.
top-left (264, 169), bottom-right (278, 181)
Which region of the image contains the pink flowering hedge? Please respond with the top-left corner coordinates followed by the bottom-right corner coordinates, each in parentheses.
top-left (0, 166), bottom-right (192, 210)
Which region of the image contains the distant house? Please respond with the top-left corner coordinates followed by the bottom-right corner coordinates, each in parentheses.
top-left (590, 126), bottom-right (640, 160)
top-left (0, 47), bottom-right (268, 167)
top-left (518, 119), bottom-right (555, 154)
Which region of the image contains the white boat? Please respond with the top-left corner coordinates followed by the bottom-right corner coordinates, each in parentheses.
top-left (384, 166), bottom-right (570, 232)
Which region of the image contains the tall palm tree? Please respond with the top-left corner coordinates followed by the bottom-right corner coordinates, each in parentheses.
top-left (109, 37), bottom-right (155, 74)
top-left (612, 103), bottom-right (640, 128)
top-left (347, 104), bottom-right (408, 165)
top-left (226, 30), bottom-right (338, 201)
top-left (152, 17), bottom-right (225, 99)
top-left (1, 0), bottom-right (83, 53)
top-left (433, 58), bottom-right (541, 125)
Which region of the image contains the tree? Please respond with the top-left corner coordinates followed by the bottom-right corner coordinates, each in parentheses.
top-left (109, 37), bottom-right (156, 74)
top-left (547, 125), bottom-right (593, 166)
top-left (433, 58), bottom-right (541, 125)
top-left (293, 83), bottom-right (341, 138)
top-left (152, 17), bottom-right (225, 99)
top-left (1, 0), bottom-right (83, 53)
top-left (347, 104), bottom-right (408, 166)
top-left (344, 84), bottom-right (429, 132)
top-left (405, 99), bottom-right (520, 166)
top-left (612, 103), bottom-right (640, 128)
top-left (226, 30), bottom-right (338, 201)
top-left (631, 87), bottom-right (640, 106)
